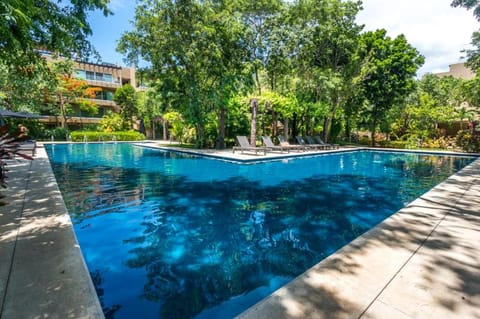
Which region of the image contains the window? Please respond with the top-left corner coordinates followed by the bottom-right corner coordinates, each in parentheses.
top-left (77, 70), bottom-right (113, 83)
top-left (75, 70), bottom-right (86, 80)
top-left (103, 73), bottom-right (113, 82)
top-left (94, 90), bottom-right (115, 101)
top-left (105, 91), bottom-right (114, 101)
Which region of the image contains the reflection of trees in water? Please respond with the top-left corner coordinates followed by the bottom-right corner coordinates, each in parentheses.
top-left (90, 270), bottom-right (121, 319)
top-left (51, 154), bottom-right (473, 319)
top-left (120, 173), bottom-right (408, 319)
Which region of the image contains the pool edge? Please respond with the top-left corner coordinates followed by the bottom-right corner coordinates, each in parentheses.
top-left (5, 143), bottom-right (478, 319)
top-left (0, 146), bottom-right (105, 319)
top-left (237, 156), bottom-right (480, 318)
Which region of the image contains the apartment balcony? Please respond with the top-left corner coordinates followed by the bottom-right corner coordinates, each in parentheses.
top-left (83, 98), bottom-right (119, 109)
top-left (85, 79), bottom-right (122, 89)
top-left (38, 115), bottom-right (102, 125)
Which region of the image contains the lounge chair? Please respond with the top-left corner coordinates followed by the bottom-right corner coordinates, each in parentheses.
top-left (233, 136), bottom-right (268, 155)
top-left (295, 136), bottom-right (323, 150)
top-left (313, 136), bottom-right (339, 149)
top-left (261, 136), bottom-right (289, 153)
top-left (277, 135), bottom-right (306, 151)
top-left (304, 136), bottom-right (328, 150)
top-left (17, 140), bottom-right (36, 156)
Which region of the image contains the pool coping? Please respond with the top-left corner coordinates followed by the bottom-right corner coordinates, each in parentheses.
top-left (1, 143), bottom-right (479, 318)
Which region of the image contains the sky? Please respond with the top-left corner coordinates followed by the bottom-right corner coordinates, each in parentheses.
top-left (87, 0), bottom-right (479, 77)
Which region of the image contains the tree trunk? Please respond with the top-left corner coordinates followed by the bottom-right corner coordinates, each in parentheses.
top-left (59, 95), bottom-right (68, 130)
top-left (292, 112), bottom-right (297, 140)
top-left (151, 120), bottom-right (156, 139)
top-left (162, 118), bottom-right (167, 140)
top-left (371, 118), bottom-right (377, 147)
top-left (250, 99), bottom-right (258, 146)
top-left (283, 118), bottom-right (289, 140)
top-left (272, 111), bottom-right (277, 137)
top-left (255, 68), bottom-right (262, 95)
top-left (323, 117), bottom-right (330, 142)
top-left (217, 106), bottom-right (226, 149)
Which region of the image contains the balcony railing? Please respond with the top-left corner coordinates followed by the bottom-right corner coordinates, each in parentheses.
top-left (83, 98), bottom-right (117, 107)
top-left (84, 79), bottom-right (122, 88)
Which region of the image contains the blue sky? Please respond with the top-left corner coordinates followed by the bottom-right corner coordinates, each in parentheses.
top-left (87, 0), bottom-right (478, 76)
top-left (87, 0), bottom-right (134, 66)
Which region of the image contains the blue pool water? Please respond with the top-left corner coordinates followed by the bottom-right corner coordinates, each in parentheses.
top-left (45, 143), bottom-right (475, 319)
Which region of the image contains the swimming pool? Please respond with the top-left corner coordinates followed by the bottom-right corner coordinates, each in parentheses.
top-left (45, 143), bottom-right (475, 319)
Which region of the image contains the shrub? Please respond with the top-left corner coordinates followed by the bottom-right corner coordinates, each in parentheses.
top-left (70, 131), bottom-right (146, 142)
top-left (384, 140), bottom-right (408, 149)
top-left (45, 127), bottom-right (69, 141)
top-left (456, 130), bottom-right (480, 153)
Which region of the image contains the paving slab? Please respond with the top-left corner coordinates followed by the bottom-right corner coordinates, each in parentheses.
top-left (0, 147), bottom-right (104, 319)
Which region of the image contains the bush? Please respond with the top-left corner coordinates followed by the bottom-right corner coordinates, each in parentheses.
top-left (456, 130), bottom-right (480, 153)
top-left (383, 140), bottom-right (408, 149)
top-left (45, 127), bottom-right (69, 141)
top-left (70, 131), bottom-right (146, 142)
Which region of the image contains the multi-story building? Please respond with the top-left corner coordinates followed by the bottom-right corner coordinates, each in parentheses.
top-left (39, 51), bottom-right (137, 129)
top-left (434, 62), bottom-right (475, 80)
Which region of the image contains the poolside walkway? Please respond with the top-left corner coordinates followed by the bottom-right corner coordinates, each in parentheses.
top-left (0, 142), bottom-right (479, 319)
top-left (0, 147), bottom-right (103, 319)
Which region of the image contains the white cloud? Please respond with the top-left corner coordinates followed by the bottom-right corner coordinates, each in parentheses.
top-left (356, 0), bottom-right (479, 76)
top-left (108, 0), bottom-right (129, 12)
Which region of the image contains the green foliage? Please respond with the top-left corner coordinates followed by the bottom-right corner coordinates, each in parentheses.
top-left (45, 127), bottom-right (69, 141)
top-left (456, 129), bottom-right (480, 152)
top-left (358, 29), bottom-right (424, 146)
top-left (70, 131), bottom-right (146, 142)
top-left (391, 74), bottom-right (465, 142)
top-left (0, 0), bottom-right (110, 117)
top-left (0, 0), bottom-right (110, 64)
top-left (114, 84), bottom-right (138, 130)
top-left (163, 111), bottom-right (192, 143)
top-left (451, 1), bottom-right (480, 69)
top-left (99, 112), bottom-right (123, 132)
top-left (137, 89), bottom-right (163, 129)
top-left (289, 0), bottom-right (363, 140)
top-left (119, 0), bottom-right (255, 147)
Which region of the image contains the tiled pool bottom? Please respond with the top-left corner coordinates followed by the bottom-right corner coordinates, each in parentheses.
top-left (2, 145), bottom-right (479, 319)
top-left (45, 145), bottom-right (476, 318)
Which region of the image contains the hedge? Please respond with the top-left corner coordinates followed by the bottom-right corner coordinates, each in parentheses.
top-left (70, 131), bottom-right (146, 142)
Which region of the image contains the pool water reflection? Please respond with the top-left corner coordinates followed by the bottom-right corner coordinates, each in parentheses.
top-left (45, 144), bottom-right (474, 319)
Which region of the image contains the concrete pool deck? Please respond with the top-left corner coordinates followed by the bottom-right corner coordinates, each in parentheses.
top-left (0, 143), bottom-right (479, 318)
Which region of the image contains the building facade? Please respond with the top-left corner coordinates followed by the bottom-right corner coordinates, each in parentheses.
top-left (40, 52), bottom-right (137, 128)
top-left (434, 62), bottom-right (475, 80)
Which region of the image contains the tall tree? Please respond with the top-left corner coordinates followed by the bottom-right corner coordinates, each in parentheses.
top-left (0, 0), bottom-right (111, 113)
top-left (118, 0), bottom-right (250, 148)
top-left (452, 0), bottom-right (480, 69)
top-left (0, 0), bottom-right (110, 64)
top-left (358, 29), bottom-right (424, 146)
top-left (289, 0), bottom-right (363, 141)
top-left (237, 0), bottom-right (285, 95)
top-left (114, 84), bottom-right (137, 130)
top-left (49, 60), bottom-right (100, 129)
